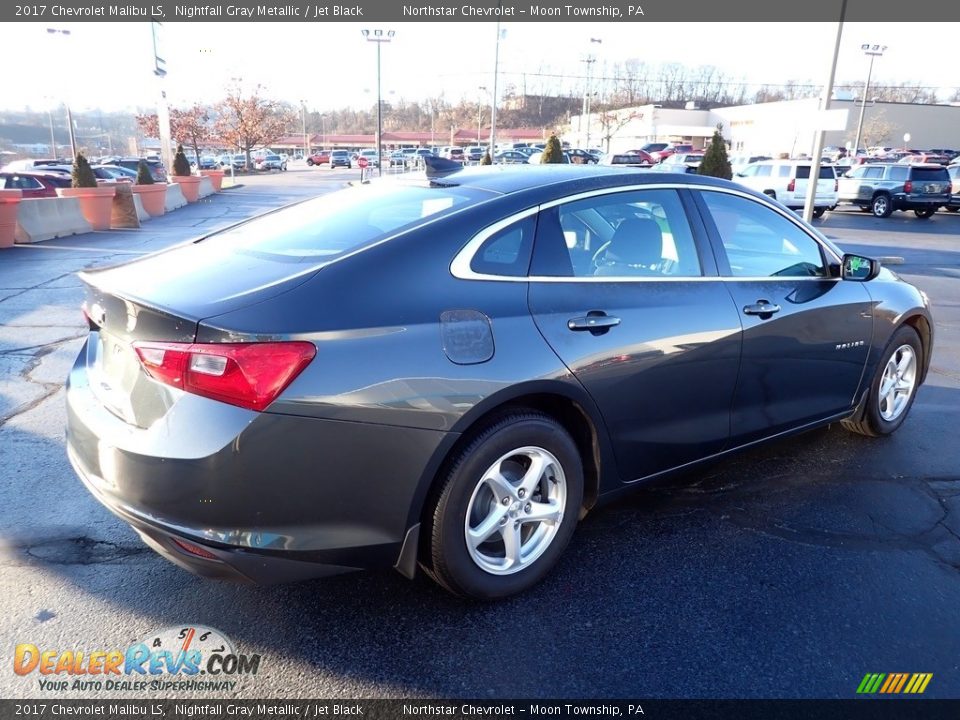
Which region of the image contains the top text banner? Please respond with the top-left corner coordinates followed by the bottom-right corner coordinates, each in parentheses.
top-left (5, 0), bottom-right (959, 23)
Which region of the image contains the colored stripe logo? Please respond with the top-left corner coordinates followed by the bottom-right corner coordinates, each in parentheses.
top-left (857, 673), bottom-right (932, 694)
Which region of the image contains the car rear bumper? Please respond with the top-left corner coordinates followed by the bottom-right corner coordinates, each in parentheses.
top-left (65, 347), bottom-right (453, 583)
top-left (893, 193), bottom-right (950, 209)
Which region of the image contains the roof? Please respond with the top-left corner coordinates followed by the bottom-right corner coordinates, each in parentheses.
top-left (407, 163), bottom-right (736, 196)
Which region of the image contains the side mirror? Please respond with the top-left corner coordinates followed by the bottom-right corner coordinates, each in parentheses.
top-left (841, 253), bottom-right (881, 281)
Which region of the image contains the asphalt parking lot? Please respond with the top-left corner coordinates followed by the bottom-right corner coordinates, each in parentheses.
top-left (1, 168), bottom-right (958, 700)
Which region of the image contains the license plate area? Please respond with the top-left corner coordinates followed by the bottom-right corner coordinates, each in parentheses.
top-left (89, 330), bottom-right (139, 423)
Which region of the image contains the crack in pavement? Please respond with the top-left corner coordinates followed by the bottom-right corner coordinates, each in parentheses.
top-left (0, 334), bottom-right (82, 428)
top-left (0, 271), bottom-right (79, 305)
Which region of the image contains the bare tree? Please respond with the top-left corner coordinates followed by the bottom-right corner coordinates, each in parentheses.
top-left (597, 108), bottom-right (642, 152)
top-left (136, 104), bottom-right (212, 164)
top-left (214, 86), bottom-right (297, 169)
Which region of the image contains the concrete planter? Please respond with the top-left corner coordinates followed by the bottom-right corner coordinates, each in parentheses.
top-left (132, 183), bottom-right (167, 217)
top-left (0, 189), bottom-right (23, 249)
top-left (56, 186), bottom-right (116, 231)
top-left (199, 169), bottom-right (225, 192)
top-left (171, 175), bottom-right (202, 203)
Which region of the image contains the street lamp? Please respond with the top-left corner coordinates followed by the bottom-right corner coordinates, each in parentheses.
top-left (477, 86), bottom-right (488, 144)
top-left (300, 100), bottom-right (309, 160)
top-left (584, 37), bottom-right (602, 149)
top-left (852, 43), bottom-right (887, 157)
top-left (46, 28), bottom-right (77, 159)
top-left (361, 28), bottom-right (395, 177)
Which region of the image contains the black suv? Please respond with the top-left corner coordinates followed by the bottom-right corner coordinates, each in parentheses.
top-left (838, 163), bottom-right (951, 218)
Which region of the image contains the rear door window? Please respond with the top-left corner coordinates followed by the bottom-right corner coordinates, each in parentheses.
top-left (533, 189), bottom-right (703, 278)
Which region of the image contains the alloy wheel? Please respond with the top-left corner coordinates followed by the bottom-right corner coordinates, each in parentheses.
top-left (878, 345), bottom-right (917, 422)
top-left (463, 446), bottom-right (567, 576)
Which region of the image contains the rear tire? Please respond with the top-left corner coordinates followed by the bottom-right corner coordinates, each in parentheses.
top-left (423, 412), bottom-right (583, 600)
top-left (913, 208), bottom-right (935, 219)
top-left (859, 205), bottom-right (871, 212)
top-left (812, 207), bottom-right (826, 219)
top-left (842, 326), bottom-right (922, 437)
top-left (306, 158), bottom-right (314, 166)
top-left (871, 194), bottom-right (893, 218)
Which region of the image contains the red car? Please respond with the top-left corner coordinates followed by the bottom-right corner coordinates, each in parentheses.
top-left (0, 171), bottom-right (71, 198)
top-left (306, 151), bottom-right (330, 166)
top-left (623, 150), bottom-right (656, 166)
top-left (651, 143), bottom-right (695, 163)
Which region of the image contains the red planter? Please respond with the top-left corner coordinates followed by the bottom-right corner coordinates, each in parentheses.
top-left (0, 189), bottom-right (23, 248)
top-left (200, 169), bottom-right (225, 192)
top-left (172, 175), bottom-right (202, 203)
top-left (132, 184), bottom-right (167, 217)
top-left (56, 186), bottom-right (116, 231)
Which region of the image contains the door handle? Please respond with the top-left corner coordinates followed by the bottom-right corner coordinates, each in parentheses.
top-left (743, 300), bottom-right (781, 317)
top-left (568, 312), bottom-right (621, 334)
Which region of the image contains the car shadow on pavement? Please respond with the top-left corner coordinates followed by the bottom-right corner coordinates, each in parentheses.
top-left (4, 383), bottom-right (960, 698)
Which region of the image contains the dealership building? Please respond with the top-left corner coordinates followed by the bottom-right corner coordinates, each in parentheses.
top-left (571, 98), bottom-right (960, 156)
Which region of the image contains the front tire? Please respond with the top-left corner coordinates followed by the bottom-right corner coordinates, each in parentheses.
top-left (842, 326), bottom-right (922, 437)
top-left (306, 158), bottom-right (314, 166)
top-left (423, 412), bottom-right (583, 600)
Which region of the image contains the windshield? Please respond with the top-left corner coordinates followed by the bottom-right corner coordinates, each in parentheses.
top-left (201, 181), bottom-right (494, 262)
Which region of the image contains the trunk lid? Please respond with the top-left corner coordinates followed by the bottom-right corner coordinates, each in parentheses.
top-left (79, 237), bottom-right (322, 428)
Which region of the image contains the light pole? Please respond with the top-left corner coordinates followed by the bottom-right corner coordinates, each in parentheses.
top-left (477, 86), bottom-right (488, 144)
top-left (321, 114), bottom-right (327, 149)
top-left (489, 23), bottom-right (504, 158)
top-left (49, 110), bottom-right (57, 158)
top-left (852, 43), bottom-right (886, 158)
top-left (46, 28), bottom-right (77, 159)
top-left (300, 101), bottom-right (309, 159)
top-left (584, 37), bottom-right (602, 149)
top-left (362, 28), bottom-right (394, 177)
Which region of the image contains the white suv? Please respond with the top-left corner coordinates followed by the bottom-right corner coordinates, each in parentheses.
top-left (734, 160), bottom-right (839, 218)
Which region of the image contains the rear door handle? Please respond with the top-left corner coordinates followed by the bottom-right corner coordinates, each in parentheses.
top-left (568, 312), bottom-right (621, 334)
top-left (743, 301), bottom-right (781, 317)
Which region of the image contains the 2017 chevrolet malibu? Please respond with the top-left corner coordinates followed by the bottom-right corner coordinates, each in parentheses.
top-left (66, 161), bottom-right (933, 600)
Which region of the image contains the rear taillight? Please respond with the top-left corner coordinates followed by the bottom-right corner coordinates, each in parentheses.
top-left (787, 179), bottom-right (795, 192)
top-left (904, 180), bottom-right (913, 193)
top-left (133, 341), bottom-right (316, 412)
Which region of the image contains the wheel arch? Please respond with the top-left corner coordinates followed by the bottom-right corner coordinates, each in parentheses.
top-left (903, 312), bottom-right (933, 384)
top-left (406, 381), bottom-right (614, 559)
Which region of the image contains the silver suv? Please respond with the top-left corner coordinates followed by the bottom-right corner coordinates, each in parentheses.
top-left (837, 163), bottom-right (951, 218)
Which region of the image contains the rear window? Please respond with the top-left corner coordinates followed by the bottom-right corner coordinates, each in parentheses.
top-left (910, 167), bottom-right (949, 182)
top-left (612, 155), bottom-right (643, 164)
top-left (795, 166), bottom-right (836, 179)
top-left (203, 182), bottom-right (493, 262)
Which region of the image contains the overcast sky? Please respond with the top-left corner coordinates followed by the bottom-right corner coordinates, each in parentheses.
top-left (2, 22), bottom-right (957, 113)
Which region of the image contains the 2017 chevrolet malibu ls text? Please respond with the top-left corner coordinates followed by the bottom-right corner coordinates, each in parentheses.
top-left (66, 161), bottom-right (933, 600)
